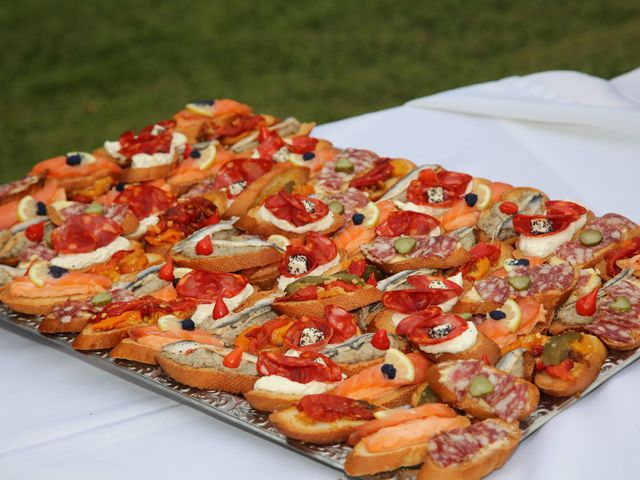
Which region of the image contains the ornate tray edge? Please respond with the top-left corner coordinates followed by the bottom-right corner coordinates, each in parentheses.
top-left (2, 308), bottom-right (639, 480)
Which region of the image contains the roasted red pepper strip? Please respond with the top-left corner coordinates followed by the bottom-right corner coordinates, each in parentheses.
top-left (296, 394), bottom-right (375, 422)
top-left (605, 237), bottom-right (640, 277)
top-left (544, 358), bottom-right (574, 380)
top-left (25, 221), bottom-right (45, 243)
top-left (372, 328), bottom-right (390, 350)
top-left (158, 259), bottom-right (174, 281)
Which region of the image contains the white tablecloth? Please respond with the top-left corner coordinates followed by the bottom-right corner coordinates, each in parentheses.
top-left (3, 70), bottom-right (640, 479)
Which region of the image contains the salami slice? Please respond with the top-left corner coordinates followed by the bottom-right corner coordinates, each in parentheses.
top-left (51, 214), bottom-right (122, 254)
top-left (413, 235), bottom-right (459, 259)
top-left (474, 276), bottom-right (510, 304)
top-left (315, 149), bottom-right (378, 193)
top-left (51, 299), bottom-right (97, 324)
top-left (323, 188), bottom-right (368, 218)
top-left (554, 213), bottom-right (636, 265)
top-left (175, 270), bottom-right (248, 302)
top-left (427, 419), bottom-right (513, 468)
top-left (362, 234), bottom-right (459, 263)
top-left (19, 242), bottom-right (56, 262)
top-left (115, 184), bottom-right (175, 219)
top-left (586, 280), bottom-right (640, 344)
top-left (443, 360), bottom-right (529, 422)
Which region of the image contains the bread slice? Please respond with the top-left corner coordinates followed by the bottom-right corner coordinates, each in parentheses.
top-left (243, 390), bottom-right (302, 412)
top-left (272, 286), bottom-right (382, 317)
top-left (170, 246), bottom-right (282, 273)
top-left (222, 164), bottom-right (310, 219)
top-left (110, 337), bottom-right (159, 365)
top-left (38, 312), bottom-right (92, 334)
top-left (426, 361), bottom-right (540, 421)
top-left (344, 440), bottom-right (432, 477)
top-left (534, 334), bottom-right (607, 397)
top-left (0, 175), bottom-right (44, 206)
top-left (0, 289), bottom-right (90, 316)
top-left (234, 207), bottom-right (344, 239)
top-left (237, 262), bottom-right (280, 291)
top-left (48, 203), bottom-right (140, 237)
top-left (155, 355), bottom-right (258, 393)
top-left (269, 406), bottom-right (367, 444)
top-left (120, 160), bottom-right (177, 183)
top-left (377, 247), bottom-right (471, 274)
top-left (418, 419), bottom-right (521, 480)
top-left (72, 324), bottom-right (133, 351)
top-left (337, 357), bottom-right (384, 377)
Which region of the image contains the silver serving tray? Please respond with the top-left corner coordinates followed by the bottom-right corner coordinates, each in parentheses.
top-left (2, 305), bottom-right (639, 480)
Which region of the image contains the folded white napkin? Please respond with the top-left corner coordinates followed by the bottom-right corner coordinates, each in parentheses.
top-left (406, 68), bottom-right (640, 134)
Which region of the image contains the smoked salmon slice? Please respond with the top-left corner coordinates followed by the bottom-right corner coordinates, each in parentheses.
top-left (330, 352), bottom-right (430, 401)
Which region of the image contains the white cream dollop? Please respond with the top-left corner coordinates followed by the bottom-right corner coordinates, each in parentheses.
top-left (190, 283), bottom-right (255, 325)
top-left (420, 321), bottom-right (478, 355)
top-left (253, 375), bottom-right (340, 395)
top-left (393, 199), bottom-right (448, 218)
top-left (518, 214), bottom-right (587, 258)
top-left (257, 205), bottom-right (334, 234)
top-left (50, 237), bottom-right (131, 270)
top-left (126, 214), bottom-right (159, 240)
top-left (276, 254), bottom-right (340, 291)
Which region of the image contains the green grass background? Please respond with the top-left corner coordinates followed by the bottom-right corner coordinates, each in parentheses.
top-left (1, 0), bottom-right (639, 182)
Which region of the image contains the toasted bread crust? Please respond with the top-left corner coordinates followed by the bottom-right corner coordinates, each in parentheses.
top-left (344, 442), bottom-right (431, 477)
top-left (56, 169), bottom-right (120, 194)
top-left (418, 420), bottom-right (521, 480)
top-left (170, 247), bottom-right (282, 273)
top-left (237, 262), bottom-right (280, 291)
top-left (0, 289), bottom-right (90, 316)
top-left (243, 389), bottom-right (301, 412)
top-left (155, 354), bottom-right (258, 392)
top-left (534, 334), bottom-right (607, 396)
top-left (269, 406), bottom-right (366, 445)
top-left (38, 314), bottom-right (91, 334)
top-left (272, 286), bottom-right (382, 317)
top-left (120, 160), bottom-right (177, 183)
top-left (110, 338), bottom-right (159, 365)
top-left (234, 208), bottom-right (344, 239)
top-left (72, 324), bottom-right (133, 351)
top-left (337, 357), bottom-right (384, 377)
top-left (377, 248), bottom-right (471, 274)
top-left (426, 362), bottom-right (540, 421)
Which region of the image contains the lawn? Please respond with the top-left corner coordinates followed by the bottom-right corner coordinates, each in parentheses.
top-left (1, 0), bottom-right (639, 182)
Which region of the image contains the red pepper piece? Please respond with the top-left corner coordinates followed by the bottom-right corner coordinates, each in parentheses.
top-left (204, 211), bottom-right (220, 226)
top-left (25, 221), bottom-right (45, 243)
top-left (183, 143), bottom-right (192, 159)
top-left (576, 287), bottom-right (599, 316)
top-left (372, 328), bottom-right (390, 350)
top-left (158, 259), bottom-right (174, 282)
top-left (544, 358), bottom-right (574, 380)
top-left (499, 201), bottom-right (519, 215)
top-left (223, 346), bottom-right (244, 369)
top-left (212, 296), bottom-right (229, 319)
top-left (195, 235), bottom-right (213, 255)
top-left (348, 259), bottom-right (366, 277)
top-left (366, 272), bottom-right (377, 286)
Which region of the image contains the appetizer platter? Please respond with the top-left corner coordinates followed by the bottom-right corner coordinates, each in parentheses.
top-left (2, 98), bottom-right (640, 479)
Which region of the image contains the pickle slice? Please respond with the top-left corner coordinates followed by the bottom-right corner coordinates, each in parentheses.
top-left (610, 295), bottom-right (632, 313)
top-left (541, 331), bottom-right (581, 366)
top-left (579, 229), bottom-right (603, 247)
top-left (469, 375), bottom-right (494, 397)
top-left (508, 275), bottom-right (531, 291)
top-left (335, 158), bottom-right (354, 173)
top-left (394, 237), bottom-right (417, 255)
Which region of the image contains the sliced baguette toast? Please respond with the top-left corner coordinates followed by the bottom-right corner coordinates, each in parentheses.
top-left (269, 406), bottom-right (368, 444)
